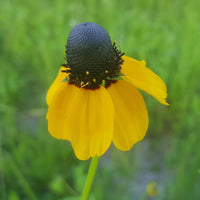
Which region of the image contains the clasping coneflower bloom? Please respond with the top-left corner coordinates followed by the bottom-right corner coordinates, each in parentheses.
top-left (46, 22), bottom-right (168, 161)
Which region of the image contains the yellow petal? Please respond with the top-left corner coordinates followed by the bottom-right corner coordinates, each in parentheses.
top-left (107, 80), bottom-right (149, 151)
top-left (68, 87), bottom-right (114, 160)
top-left (46, 66), bottom-right (68, 106)
top-left (46, 83), bottom-right (76, 141)
top-left (122, 56), bottom-right (169, 105)
top-left (46, 67), bottom-right (75, 140)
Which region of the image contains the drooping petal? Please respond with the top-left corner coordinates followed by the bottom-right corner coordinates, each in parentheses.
top-left (107, 80), bottom-right (149, 151)
top-left (122, 56), bottom-right (169, 105)
top-left (68, 87), bottom-right (114, 160)
top-left (46, 68), bottom-right (77, 140)
top-left (46, 66), bottom-right (68, 106)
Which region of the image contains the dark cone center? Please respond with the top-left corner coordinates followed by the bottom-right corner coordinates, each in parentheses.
top-left (62, 22), bottom-right (124, 89)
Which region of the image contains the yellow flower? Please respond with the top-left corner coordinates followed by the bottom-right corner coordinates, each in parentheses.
top-left (46, 22), bottom-right (168, 160)
top-left (146, 181), bottom-right (158, 196)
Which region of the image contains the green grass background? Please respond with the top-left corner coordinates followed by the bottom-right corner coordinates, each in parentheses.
top-left (0, 0), bottom-right (200, 199)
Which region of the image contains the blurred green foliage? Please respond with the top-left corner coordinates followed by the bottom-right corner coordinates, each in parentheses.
top-left (0, 0), bottom-right (200, 199)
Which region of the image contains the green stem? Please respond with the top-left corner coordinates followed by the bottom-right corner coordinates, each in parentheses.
top-left (81, 156), bottom-right (99, 200)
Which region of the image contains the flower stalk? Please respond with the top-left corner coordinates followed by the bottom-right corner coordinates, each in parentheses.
top-left (81, 156), bottom-right (99, 200)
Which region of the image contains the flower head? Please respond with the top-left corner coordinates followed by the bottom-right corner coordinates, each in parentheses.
top-left (46, 22), bottom-right (168, 160)
top-left (146, 181), bottom-right (158, 196)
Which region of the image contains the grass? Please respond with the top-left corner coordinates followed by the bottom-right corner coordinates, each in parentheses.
top-left (0, 0), bottom-right (200, 199)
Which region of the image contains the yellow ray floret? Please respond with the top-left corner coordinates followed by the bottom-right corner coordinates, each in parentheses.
top-left (108, 80), bottom-right (149, 151)
top-left (122, 56), bottom-right (169, 105)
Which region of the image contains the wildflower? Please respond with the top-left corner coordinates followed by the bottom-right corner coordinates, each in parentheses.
top-left (146, 181), bottom-right (158, 196)
top-left (46, 22), bottom-right (168, 160)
